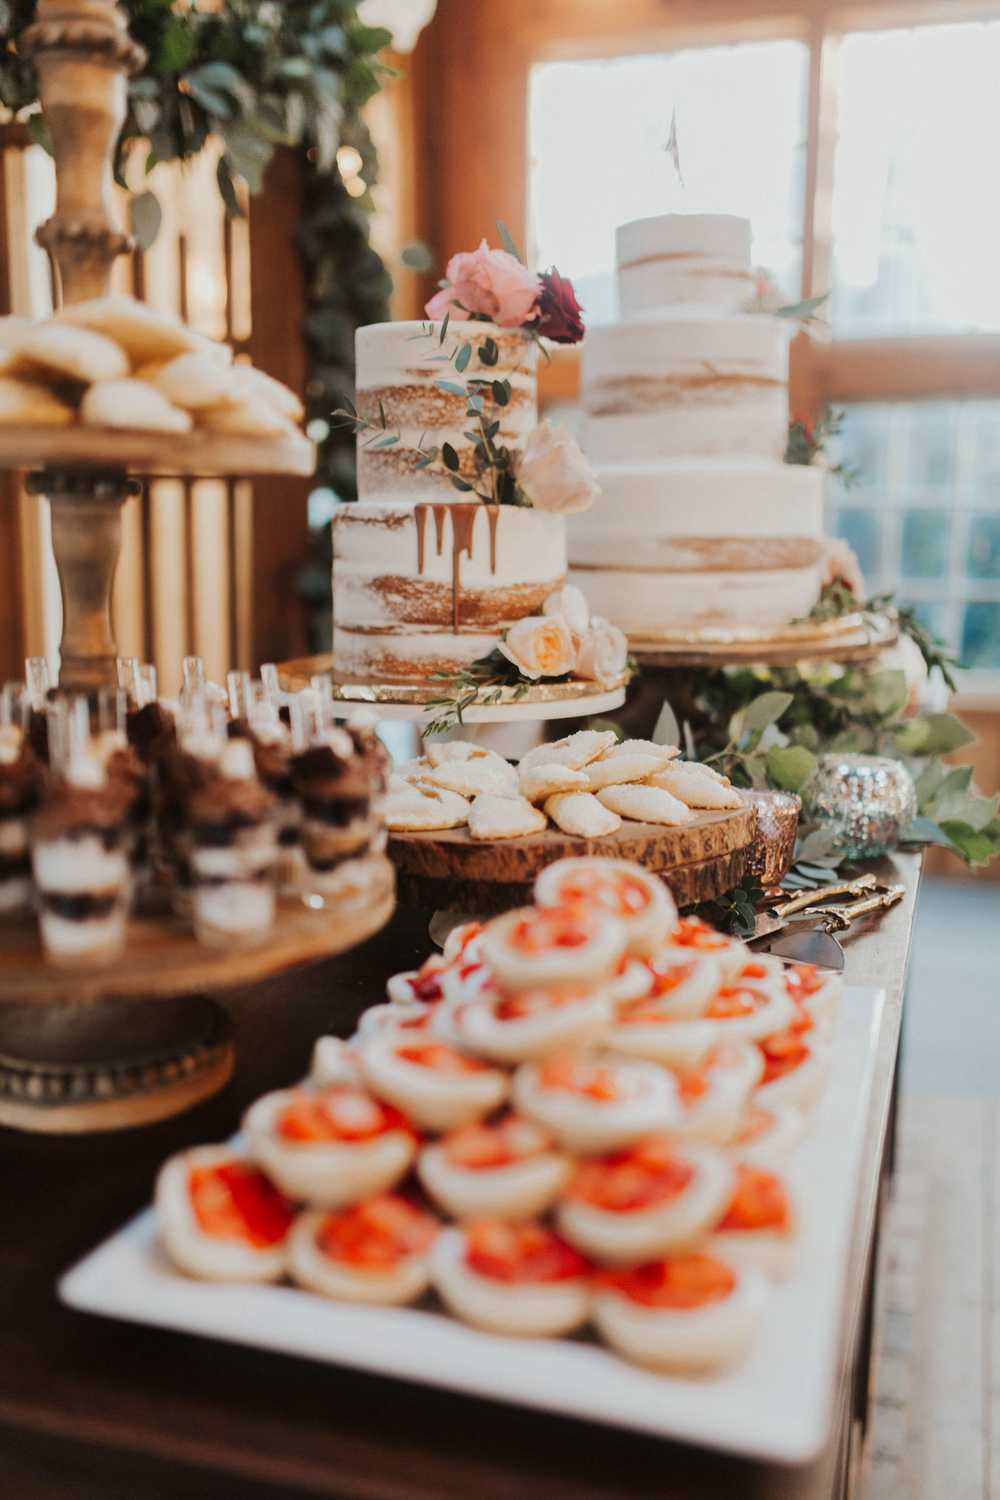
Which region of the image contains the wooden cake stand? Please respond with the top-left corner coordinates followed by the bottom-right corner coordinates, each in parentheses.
top-left (0, 0), bottom-right (398, 1132)
top-left (0, 857), bottom-right (395, 1133)
top-left (389, 806), bottom-right (755, 915)
top-left (628, 611), bottom-right (898, 670)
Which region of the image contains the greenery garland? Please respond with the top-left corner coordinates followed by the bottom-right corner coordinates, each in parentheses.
top-left (0, 0), bottom-right (393, 503)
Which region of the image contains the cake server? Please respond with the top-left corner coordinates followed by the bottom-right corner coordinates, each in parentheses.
top-left (750, 875), bottom-right (879, 943)
top-left (754, 884), bottom-right (905, 971)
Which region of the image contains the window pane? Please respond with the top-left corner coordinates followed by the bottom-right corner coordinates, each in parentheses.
top-left (901, 509), bottom-right (950, 579)
top-left (831, 22), bottom-right (1000, 337)
top-left (833, 508), bottom-right (882, 584)
top-left (967, 515), bottom-right (1000, 580)
top-left (528, 41), bottom-right (808, 324)
top-left (961, 603), bottom-right (1000, 668)
top-left (828, 401), bottom-right (1000, 676)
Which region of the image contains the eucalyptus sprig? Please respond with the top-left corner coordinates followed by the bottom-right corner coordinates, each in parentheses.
top-left (785, 407), bottom-right (860, 489)
top-left (422, 648), bottom-right (535, 737)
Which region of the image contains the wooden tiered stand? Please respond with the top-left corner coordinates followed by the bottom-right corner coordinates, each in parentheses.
top-left (0, 0), bottom-right (396, 1133)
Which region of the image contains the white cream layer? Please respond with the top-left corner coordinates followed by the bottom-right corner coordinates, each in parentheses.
top-left (568, 560), bottom-right (822, 637)
top-left (616, 213), bottom-right (753, 318)
top-left (581, 314), bottom-right (789, 464)
top-left (569, 461), bottom-right (824, 567)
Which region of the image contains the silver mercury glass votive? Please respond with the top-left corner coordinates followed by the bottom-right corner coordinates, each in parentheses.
top-left (811, 753), bottom-right (917, 859)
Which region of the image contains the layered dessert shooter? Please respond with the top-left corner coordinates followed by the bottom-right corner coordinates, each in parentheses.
top-left (291, 722), bottom-right (383, 906)
top-left (0, 685), bottom-right (44, 917)
top-left (31, 703), bottom-right (130, 966)
top-left (188, 738), bottom-right (277, 948)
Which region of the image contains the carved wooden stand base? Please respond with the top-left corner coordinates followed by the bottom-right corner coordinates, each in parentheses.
top-left (0, 993), bottom-right (233, 1134)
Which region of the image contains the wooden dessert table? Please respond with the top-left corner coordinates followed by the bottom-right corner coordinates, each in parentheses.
top-left (0, 851), bottom-right (921, 1500)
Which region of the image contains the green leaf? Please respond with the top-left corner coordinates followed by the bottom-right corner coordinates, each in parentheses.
top-left (400, 241), bottom-right (433, 272)
top-left (187, 61), bottom-right (257, 115)
top-left (491, 379), bottom-right (511, 406)
top-left (436, 379), bottom-right (466, 397)
top-left (938, 819), bottom-right (1000, 867)
top-left (742, 691), bottom-right (794, 734)
top-left (479, 337), bottom-right (499, 367)
top-left (796, 826), bottom-right (841, 862)
top-left (496, 219), bottom-right (524, 262)
top-left (766, 744), bottom-right (818, 793)
top-left (439, 311), bottom-right (450, 345)
top-left (775, 291), bottom-right (830, 321)
top-left (454, 342), bottom-right (472, 374)
top-left (866, 668), bottom-right (908, 719)
top-left (450, 476), bottom-right (474, 493)
top-left (130, 189), bottom-right (162, 251)
top-left (919, 713), bottom-right (976, 756)
top-left (934, 791), bottom-right (999, 831)
top-left (27, 113), bottom-right (52, 154)
top-left (900, 815), bottom-right (949, 846)
top-left (349, 24), bottom-right (394, 54)
top-left (441, 443), bottom-right (459, 472)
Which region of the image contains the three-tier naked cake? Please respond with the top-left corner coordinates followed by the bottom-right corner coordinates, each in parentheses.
top-left (332, 322), bottom-right (566, 682)
top-left (570, 213), bottom-right (825, 639)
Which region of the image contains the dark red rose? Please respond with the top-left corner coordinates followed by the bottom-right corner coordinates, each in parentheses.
top-left (536, 268), bottom-right (584, 344)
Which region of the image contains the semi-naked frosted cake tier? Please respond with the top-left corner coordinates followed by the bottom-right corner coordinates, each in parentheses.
top-left (581, 314), bottom-right (789, 464)
top-left (570, 460), bottom-right (824, 569)
top-left (332, 501), bottom-right (567, 681)
top-left (355, 320), bottom-right (537, 500)
top-left (569, 557), bottom-right (823, 639)
top-left (616, 213), bottom-right (754, 317)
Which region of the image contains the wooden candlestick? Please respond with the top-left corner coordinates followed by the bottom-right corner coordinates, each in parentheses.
top-left (21, 0), bottom-right (145, 305)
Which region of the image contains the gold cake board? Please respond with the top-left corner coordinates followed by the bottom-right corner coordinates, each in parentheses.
top-left (628, 612), bottom-right (898, 669)
top-left (279, 655), bottom-right (627, 723)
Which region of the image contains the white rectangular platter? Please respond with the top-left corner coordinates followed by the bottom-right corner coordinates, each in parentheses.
top-left (60, 984), bottom-right (885, 1465)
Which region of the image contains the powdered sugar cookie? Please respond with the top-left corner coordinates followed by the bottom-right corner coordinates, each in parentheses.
top-left (136, 351), bottom-right (236, 411)
top-left (597, 783), bottom-right (695, 826)
top-left (518, 729), bottom-right (617, 774)
top-left (426, 739), bottom-right (493, 767)
top-left (421, 754), bottom-right (518, 799)
top-left (611, 740), bottom-right (680, 762)
top-left (518, 762), bottom-right (590, 803)
top-left (649, 761), bottom-right (745, 810)
top-left (198, 393), bottom-right (294, 436)
top-left (81, 379), bottom-right (191, 433)
top-left (384, 781), bottom-right (469, 831)
top-left (467, 794), bottom-right (546, 840)
top-left (229, 363), bottom-right (304, 422)
top-left (15, 322), bottom-right (129, 384)
top-left (585, 751), bottom-right (666, 791)
top-left (57, 295), bottom-right (209, 364)
top-left (0, 377), bottom-right (74, 425)
top-left (543, 791), bottom-right (621, 837)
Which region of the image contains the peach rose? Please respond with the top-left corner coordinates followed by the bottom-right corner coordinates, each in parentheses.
top-left (425, 240), bottom-right (541, 328)
top-left (575, 617), bottom-right (628, 688)
top-left (821, 538), bottom-right (865, 598)
top-left (518, 421), bottom-right (601, 515)
top-left (542, 584), bottom-right (590, 639)
top-left (498, 616), bottom-right (576, 680)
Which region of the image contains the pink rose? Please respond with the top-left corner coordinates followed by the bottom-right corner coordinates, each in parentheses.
top-left (821, 538), bottom-right (865, 598)
top-left (575, 617), bottom-right (628, 688)
top-left (425, 240), bottom-right (540, 328)
top-left (498, 616), bottom-right (576, 680)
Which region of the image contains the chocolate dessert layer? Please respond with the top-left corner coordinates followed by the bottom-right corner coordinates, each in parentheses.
top-left (187, 771), bottom-right (274, 837)
top-left (0, 742), bottom-right (45, 818)
top-left (0, 851), bottom-right (31, 880)
top-left (301, 794), bottom-right (371, 827)
top-left (127, 700), bottom-right (175, 765)
top-left (33, 785), bottom-right (128, 844)
top-left (40, 890), bottom-right (122, 921)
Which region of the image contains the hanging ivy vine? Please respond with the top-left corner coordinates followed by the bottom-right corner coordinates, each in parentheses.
top-left (0, 0), bottom-right (394, 498)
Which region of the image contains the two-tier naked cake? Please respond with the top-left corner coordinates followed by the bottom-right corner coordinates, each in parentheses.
top-left (333, 322), bottom-right (567, 681)
top-left (570, 213), bottom-right (825, 638)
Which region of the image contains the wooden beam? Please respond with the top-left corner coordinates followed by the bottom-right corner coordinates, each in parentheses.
top-left (0, 135), bottom-right (28, 684)
top-left (246, 147), bottom-right (310, 670)
top-left (816, 335), bottom-right (1000, 404)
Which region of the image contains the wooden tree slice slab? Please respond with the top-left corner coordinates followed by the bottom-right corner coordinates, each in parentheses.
top-left (388, 808), bottom-right (754, 915)
top-left (630, 614), bottom-right (897, 668)
top-left (0, 856), bottom-right (395, 1004)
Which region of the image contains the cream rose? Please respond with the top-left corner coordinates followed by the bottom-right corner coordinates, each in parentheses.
top-left (518, 421), bottom-right (601, 515)
top-left (575, 617), bottom-right (628, 688)
top-left (878, 635), bottom-right (928, 718)
top-left (498, 616), bottom-right (576, 680)
top-left (821, 537), bottom-right (865, 598)
top-left (542, 584), bottom-right (590, 639)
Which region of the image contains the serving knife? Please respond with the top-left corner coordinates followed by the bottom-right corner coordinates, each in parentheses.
top-left (751, 881), bottom-right (905, 971)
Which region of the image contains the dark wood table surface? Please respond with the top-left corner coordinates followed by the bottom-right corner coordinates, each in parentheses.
top-left (0, 853), bottom-right (922, 1500)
